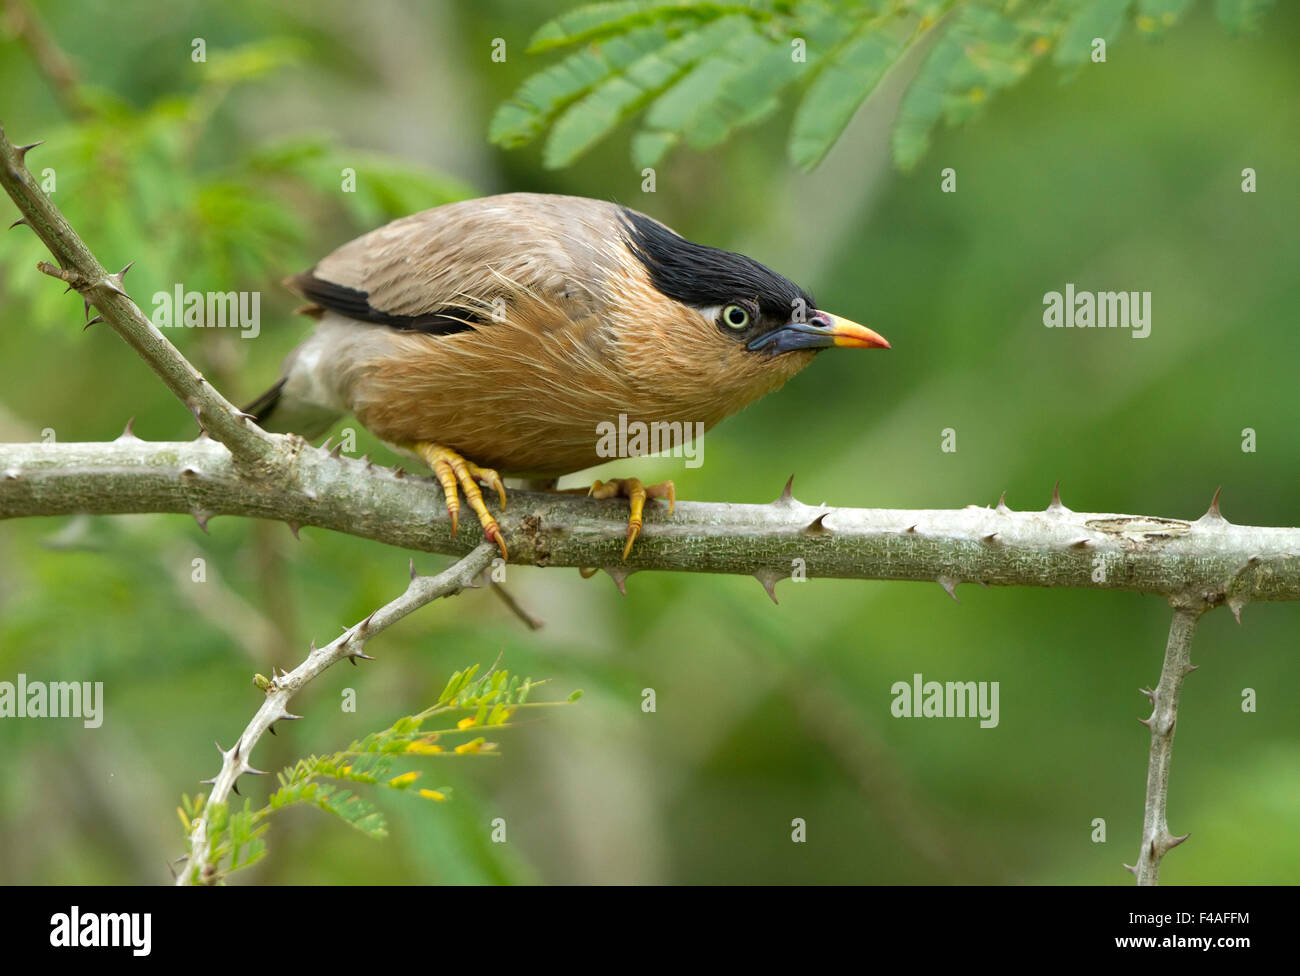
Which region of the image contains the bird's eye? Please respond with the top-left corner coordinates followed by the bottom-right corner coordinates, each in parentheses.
top-left (721, 304), bottom-right (750, 330)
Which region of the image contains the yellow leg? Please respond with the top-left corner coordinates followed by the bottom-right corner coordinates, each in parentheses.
top-left (413, 443), bottom-right (508, 559)
top-left (589, 477), bottom-right (675, 560)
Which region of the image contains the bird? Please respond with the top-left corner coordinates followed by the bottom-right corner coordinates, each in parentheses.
top-left (246, 192), bottom-right (889, 560)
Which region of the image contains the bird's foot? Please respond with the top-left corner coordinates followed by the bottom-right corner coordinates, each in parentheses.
top-left (587, 477), bottom-right (675, 560)
top-left (413, 442), bottom-right (508, 559)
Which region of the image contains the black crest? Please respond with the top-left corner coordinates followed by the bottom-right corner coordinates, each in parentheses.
top-left (619, 208), bottom-right (815, 321)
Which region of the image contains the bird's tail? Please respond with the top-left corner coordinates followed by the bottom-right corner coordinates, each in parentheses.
top-left (243, 377), bottom-right (287, 428)
top-left (243, 377), bottom-right (341, 440)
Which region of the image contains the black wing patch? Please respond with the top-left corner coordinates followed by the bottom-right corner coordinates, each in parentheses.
top-left (287, 271), bottom-right (481, 335)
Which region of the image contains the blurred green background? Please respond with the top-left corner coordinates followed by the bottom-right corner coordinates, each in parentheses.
top-left (0, 0), bottom-right (1297, 884)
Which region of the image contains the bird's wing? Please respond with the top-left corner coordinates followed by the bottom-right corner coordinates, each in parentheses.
top-left (284, 193), bottom-right (626, 334)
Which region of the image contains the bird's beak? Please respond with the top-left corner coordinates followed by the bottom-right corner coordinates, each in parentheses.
top-left (746, 311), bottom-right (890, 354)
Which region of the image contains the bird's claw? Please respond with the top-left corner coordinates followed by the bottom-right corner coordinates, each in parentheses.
top-left (588, 477), bottom-right (675, 560)
top-left (414, 442), bottom-right (508, 560)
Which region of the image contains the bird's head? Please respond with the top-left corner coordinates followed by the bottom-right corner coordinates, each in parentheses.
top-left (609, 207), bottom-right (888, 421)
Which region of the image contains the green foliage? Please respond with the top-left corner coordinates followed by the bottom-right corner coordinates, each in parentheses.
top-left (491, 0), bottom-right (1276, 172)
top-left (180, 664), bottom-right (577, 884)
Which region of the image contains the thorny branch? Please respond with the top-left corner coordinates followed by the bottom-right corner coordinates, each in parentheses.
top-left (0, 121), bottom-right (278, 469)
top-left (0, 120), bottom-right (1289, 885)
top-left (3, 438), bottom-right (1296, 606)
top-left (1128, 604), bottom-right (1203, 885)
top-left (179, 543), bottom-right (498, 885)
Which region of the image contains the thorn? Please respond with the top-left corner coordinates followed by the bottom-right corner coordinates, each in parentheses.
top-left (753, 569), bottom-right (782, 605)
top-left (100, 261), bottom-right (135, 298)
top-left (996, 491), bottom-right (1011, 514)
top-left (937, 576), bottom-right (960, 602)
top-left (117, 417), bottom-right (137, 440)
top-left (774, 474), bottom-right (797, 507)
top-left (15, 140), bottom-right (44, 161)
top-left (192, 510), bottom-right (210, 533)
top-left (267, 725), bottom-right (276, 736)
top-left (214, 740), bottom-right (227, 756)
top-left (1165, 831), bottom-right (1190, 851)
top-left (804, 512), bottom-right (832, 535)
top-left (3, 469), bottom-right (20, 480)
top-left (1122, 862), bottom-right (1137, 876)
top-left (235, 410), bottom-right (259, 422)
top-left (320, 437), bottom-right (333, 453)
top-left (279, 711), bottom-right (303, 721)
top-left (350, 649), bottom-right (375, 662)
top-left (1046, 481), bottom-right (1069, 514)
top-left (1149, 839), bottom-right (1158, 860)
top-left (359, 611), bottom-right (377, 635)
top-left (904, 524), bottom-right (918, 534)
top-left (241, 765), bottom-right (268, 776)
top-left (1197, 486), bottom-right (1228, 525)
top-left (361, 454), bottom-right (373, 470)
top-left (329, 442), bottom-right (343, 459)
top-left (286, 521), bottom-right (300, 540)
top-left (393, 466), bottom-right (405, 479)
top-left (99, 274), bottom-right (128, 298)
top-left (199, 777), bottom-right (217, 786)
top-left (1139, 687), bottom-right (1155, 704)
top-left (231, 780), bottom-right (241, 796)
top-left (81, 314), bottom-right (103, 331)
top-left (982, 532), bottom-right (1001, 545)
top-left (1070, 538), bottom-right (1091, 549)
top-left (1138, 716), bottom-right (1152, 728)
top-left (1228, 595), bottom-right (1245, 625)
top-left (409, 557), bottom-right (417, 581)
top-left (1184, 663), bottom-right (1198, 675)
top-left (8, 216), bottom-right (27, 230)
top-left (603, 566), bottom-right (631, 595)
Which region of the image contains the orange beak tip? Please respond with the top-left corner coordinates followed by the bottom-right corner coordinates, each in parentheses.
top-left (822, 312), bottom-right (890, 350)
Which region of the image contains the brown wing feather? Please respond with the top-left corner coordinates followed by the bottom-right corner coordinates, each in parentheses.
top-left (284, 193), bottom-right (629, 328)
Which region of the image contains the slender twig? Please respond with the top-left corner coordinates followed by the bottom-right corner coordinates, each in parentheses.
top-left (1127, 602), bottom-right (1204, 885)
top-left (1, 0), bottom-right (93, 119)
top-left (0, 121), bottom-right (279, 469)
top-left (489, 579), bottom-right (545, 630)
top-left (178, 543), bottom-right (497, 885)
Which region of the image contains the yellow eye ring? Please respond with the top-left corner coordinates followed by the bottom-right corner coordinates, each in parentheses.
top-left (721, 304), bottom-right (750, 330)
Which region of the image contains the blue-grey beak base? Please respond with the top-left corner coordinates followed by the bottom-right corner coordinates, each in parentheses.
top-left (746, 320), bottom-right (838, 354)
